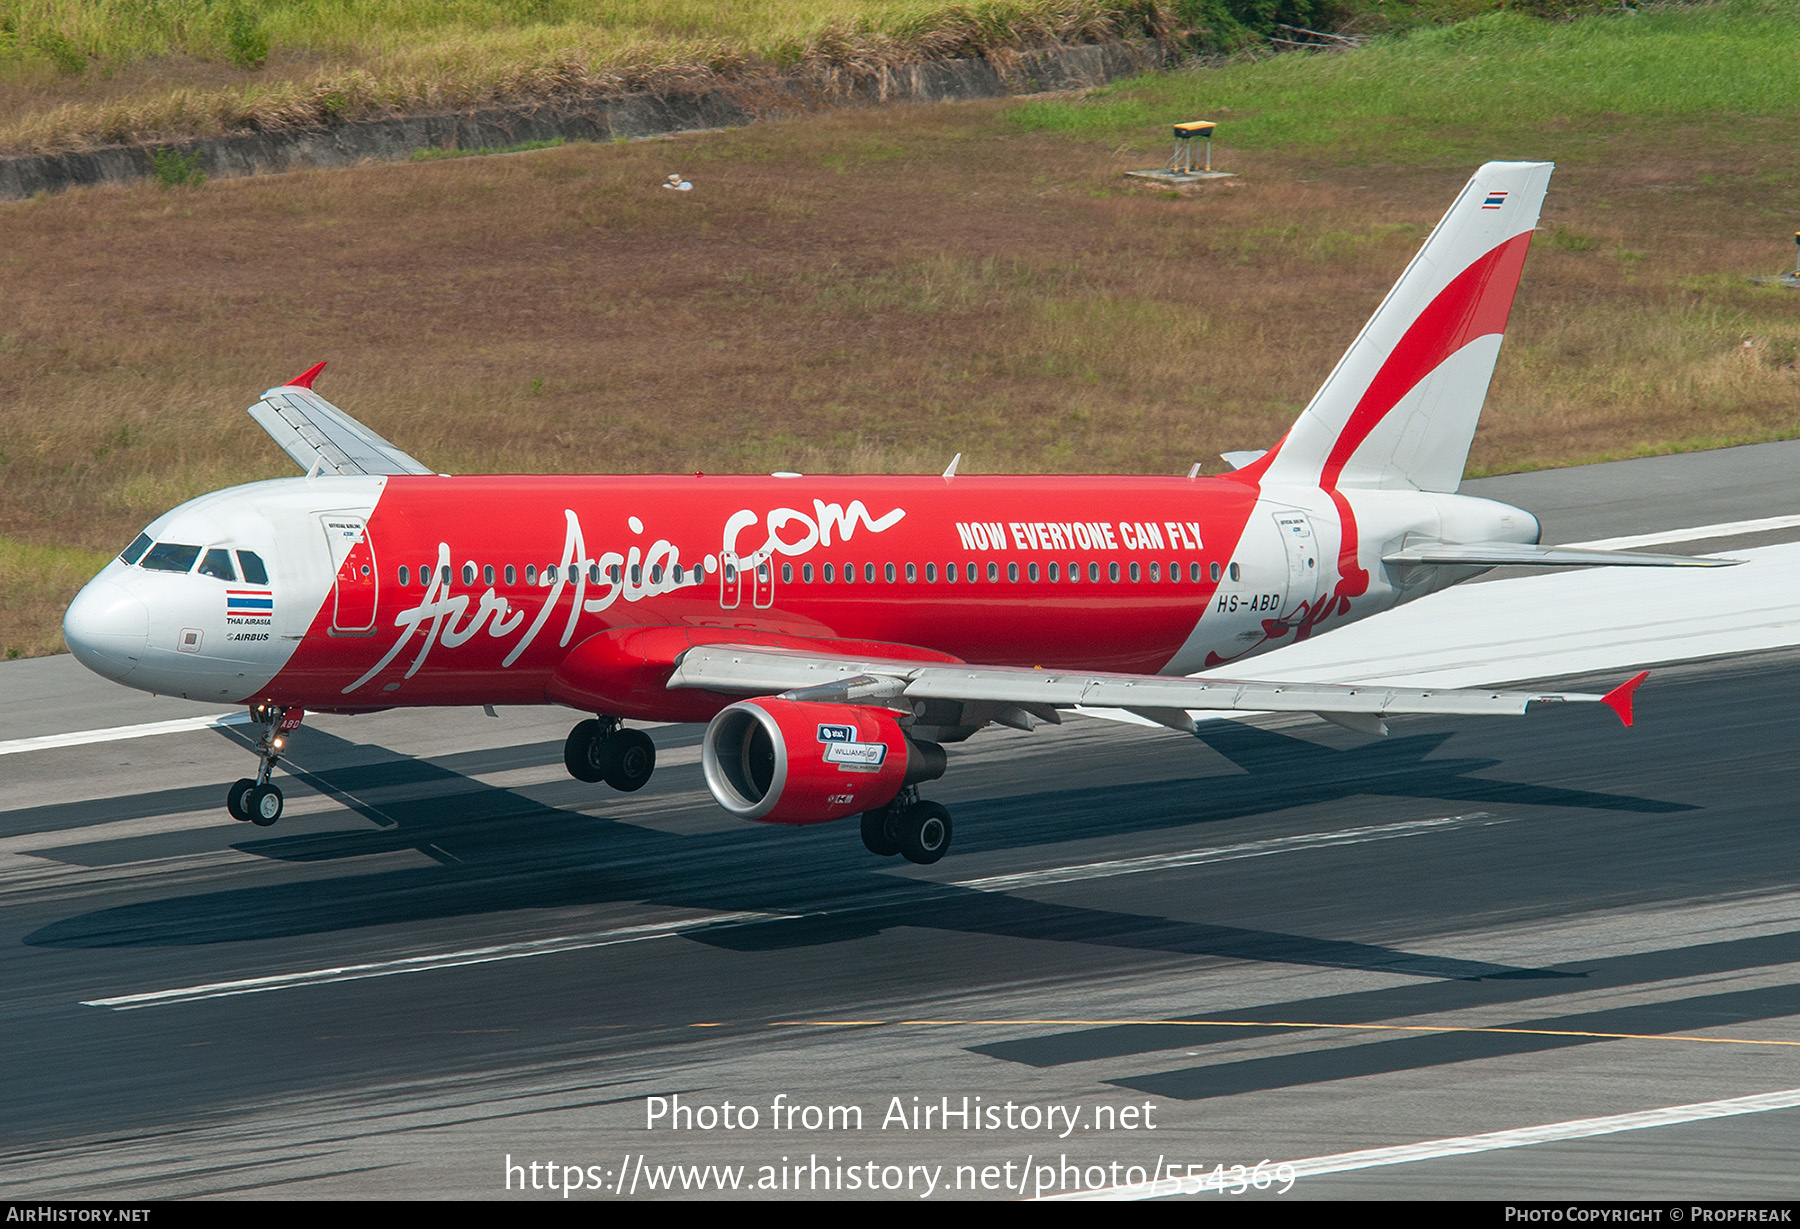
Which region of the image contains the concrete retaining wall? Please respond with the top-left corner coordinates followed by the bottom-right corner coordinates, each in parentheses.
top-left (0, 40), bottom-right (1166, 200)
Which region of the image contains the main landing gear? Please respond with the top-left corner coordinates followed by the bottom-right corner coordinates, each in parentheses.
top-left (564, 716), bottom-right (657, 792)
top-left (861, 788), bottom-right (953, 865)
top-left (226, 703), bottom-right (291, 827)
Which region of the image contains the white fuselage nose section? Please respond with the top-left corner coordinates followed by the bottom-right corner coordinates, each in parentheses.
top-left (63, 478), bottom-right (380, 702)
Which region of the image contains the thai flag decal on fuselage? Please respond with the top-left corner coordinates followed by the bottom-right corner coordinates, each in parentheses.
top-left (227, 589), bottom-right (274, 620)
top-left (1481, 191), bottom-right (1509, 210)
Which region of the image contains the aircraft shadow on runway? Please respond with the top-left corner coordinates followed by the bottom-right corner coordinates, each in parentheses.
top-left (972, 928), bottom-right (1800, 1100)
top-left (22, 718), bottom-right (1699, 990)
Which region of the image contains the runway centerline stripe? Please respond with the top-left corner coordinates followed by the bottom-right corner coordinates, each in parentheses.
top-left (1565, 513), bottom-right (1800, 551)
top-left (1044, 1086), bottom-right (1800, 1199)
top-left (82, 910), bottom-right (786, 1010)
top-left (948, 813), bottom-right (1499, 893)
top-left (0, 711), bottom-right (251, 756)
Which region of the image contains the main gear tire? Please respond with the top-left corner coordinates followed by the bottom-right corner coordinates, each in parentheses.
top-left (861, 808), bottom-right (901, 857)
top-left (603, 728), bottom-right (656, 793)
top-left (563, 719), bottom-right (608, 783)
top-left (896, 802), bottom-right (952, 865)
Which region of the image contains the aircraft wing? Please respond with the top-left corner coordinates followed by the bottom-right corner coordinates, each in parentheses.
top-left (1382, 541), bottom-right (1735, 568)
top-left (666, 644), bottom-right (1647, 732)
top-left (247, 365), bottom-right (435, 478)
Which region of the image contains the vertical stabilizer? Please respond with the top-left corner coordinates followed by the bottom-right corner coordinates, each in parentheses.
top-left (1250, 161), bottom-right (1552, 493)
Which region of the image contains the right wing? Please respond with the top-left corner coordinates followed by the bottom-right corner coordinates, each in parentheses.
top-left (247, 362), bottom-right (435, 478)
top-left (1383, 541), bottom-right (1736, 568)
top-left (667, 644), bottom-right (1649, 737)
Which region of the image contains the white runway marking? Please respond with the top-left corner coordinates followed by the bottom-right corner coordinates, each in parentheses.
top-left (84, 813), bottom-right (1498, 1007)
top-left (1567, 514), bottom-right (1800, 551)
top-left (1051, 1087), bottom-right (1800, 1199)
top-left (83, 910), bottom-right (787, 1010)
top-left (951, 813), bottom-right (1498, 893)
top-left (0, 711), bottom-right (251, 756)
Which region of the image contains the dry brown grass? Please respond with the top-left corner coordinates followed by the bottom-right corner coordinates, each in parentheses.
top-left (0, 1), bottom-right (1166, 154)
top-left (3, 96), bottom-right (1798, 655)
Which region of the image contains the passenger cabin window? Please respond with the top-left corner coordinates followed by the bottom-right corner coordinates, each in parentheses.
top-left (398, 565), bottom-right (410, 586)
top-left (198, 548), bottom-right (236, 581)
top-left (120, 533), bottom-right (152, 565)
top-left (507, 565), bottom-right (518, 585)
top-left (142, 543), bottom-right (201, 573)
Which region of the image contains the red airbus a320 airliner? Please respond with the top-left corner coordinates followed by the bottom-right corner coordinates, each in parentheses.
top-left (63, 162), bottom-right (1719, 863)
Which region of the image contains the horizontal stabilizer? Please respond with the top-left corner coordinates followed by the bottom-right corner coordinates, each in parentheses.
top-left (1220, 450), bottom-right (1268, 471)
top-left (248, 376), bottom-right (434, 478)
top-left (1382, 542), bottom-right (1739, 569)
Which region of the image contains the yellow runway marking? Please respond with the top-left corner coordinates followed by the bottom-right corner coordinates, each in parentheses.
top-left (763, 1018), bottom-right (1800, 1049)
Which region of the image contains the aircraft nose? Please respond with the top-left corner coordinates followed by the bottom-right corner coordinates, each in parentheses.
top-left (63, 578), bottom-right (149, 681)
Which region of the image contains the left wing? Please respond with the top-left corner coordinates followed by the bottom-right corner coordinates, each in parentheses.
top-left (247, 362), bottom-right (436, 478)
top-left (667, 644), bottom-right (1648, 735)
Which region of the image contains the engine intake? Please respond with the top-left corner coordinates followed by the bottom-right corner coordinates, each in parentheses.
top-left (702, 698), bottom-right (945, 825)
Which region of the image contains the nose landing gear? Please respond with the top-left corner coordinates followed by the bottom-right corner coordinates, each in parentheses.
top-left (225, 703), bottom-right (293, 826)
top-left (563, 716), bottom-right (657, 792)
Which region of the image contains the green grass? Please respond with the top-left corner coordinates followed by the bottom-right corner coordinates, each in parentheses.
top-left (1012, 0), bottom-right (1800, 160)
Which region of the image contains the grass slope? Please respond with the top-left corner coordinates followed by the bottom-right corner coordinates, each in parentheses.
top-left (0, 0), bottom-right (1167, 153)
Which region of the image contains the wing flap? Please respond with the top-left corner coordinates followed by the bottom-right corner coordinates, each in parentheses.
top-left (248, 384), bottom-right (434, 478)
top-left (669, 645), bottom-right (1622, 723)
top-left (1383, 541), bottom-right (1736, 568)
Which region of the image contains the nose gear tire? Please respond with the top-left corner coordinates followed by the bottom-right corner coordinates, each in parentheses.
top-left (226, 777), bottom-right (257, 822)
top-left (247, 784), bottom-right (284, 826)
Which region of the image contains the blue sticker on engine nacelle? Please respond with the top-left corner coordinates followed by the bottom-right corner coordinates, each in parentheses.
top-left (817, 723), bottom-right (857, 744)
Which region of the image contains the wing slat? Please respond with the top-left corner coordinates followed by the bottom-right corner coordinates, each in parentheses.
top-left (667, 645), bottom-right (1604, 722)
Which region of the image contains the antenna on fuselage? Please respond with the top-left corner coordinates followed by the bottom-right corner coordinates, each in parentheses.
top-left (1186, 462), bottom-right (1202, 480)
top-left (942, 453), bottom-right (962, 481)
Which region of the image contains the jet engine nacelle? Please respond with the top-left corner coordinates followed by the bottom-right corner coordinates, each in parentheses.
top-left (701, 698), bottom-right (946, 825)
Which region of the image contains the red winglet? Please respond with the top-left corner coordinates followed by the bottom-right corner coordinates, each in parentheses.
top-left (1600, 670), bottom-right (1649, 728)
top-left (286, 361), bottom-right (327, 390)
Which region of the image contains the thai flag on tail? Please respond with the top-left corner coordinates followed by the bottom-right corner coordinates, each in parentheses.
top-left (1481, 191), bottom-right (1509, 210)
top-left (227, 590), bottom-right (274, 618)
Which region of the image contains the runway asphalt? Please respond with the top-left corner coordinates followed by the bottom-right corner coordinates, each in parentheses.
top-left (2, 442), bottom-right (1798, 1201)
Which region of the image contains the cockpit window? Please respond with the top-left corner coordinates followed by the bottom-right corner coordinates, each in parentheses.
top-left (238, 551), bottom-right (269, 585)
top-left (119, 533), bottom-right (152, 565)
top-left (141, 542), bottom-right (201, 573)
top-left (198, 548), bottom-right (237, 581)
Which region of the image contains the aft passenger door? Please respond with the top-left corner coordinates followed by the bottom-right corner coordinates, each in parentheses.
top-left (1273, 510), bottom-right (1320, 624)
top-left (320, 515), bottom-right (378, 634)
